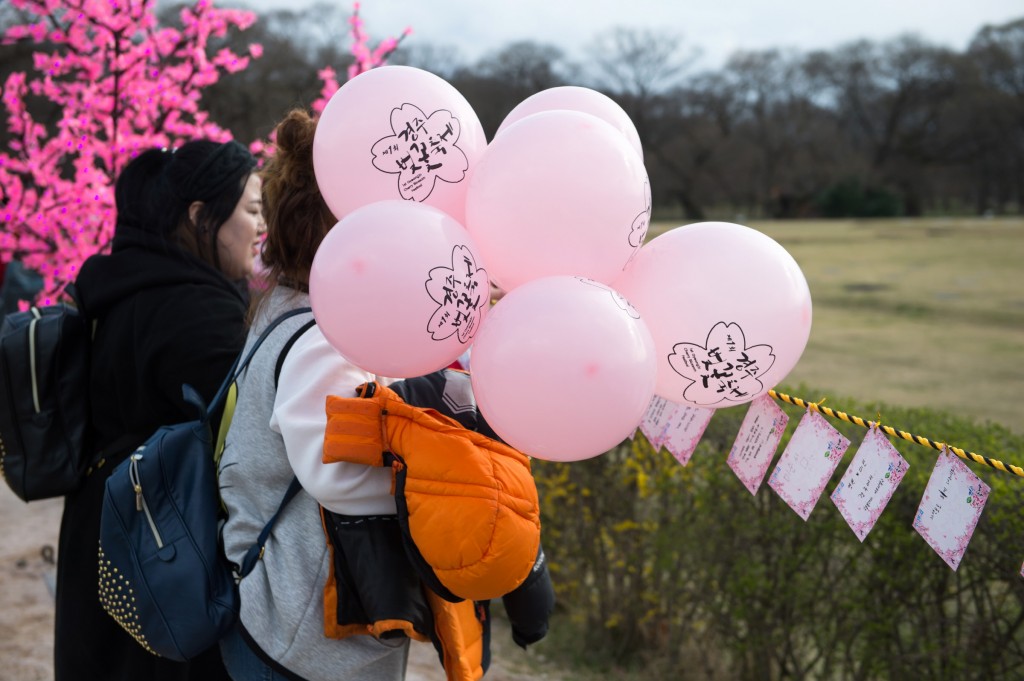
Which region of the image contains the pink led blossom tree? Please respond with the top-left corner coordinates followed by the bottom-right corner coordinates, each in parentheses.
top-left (309, 1), bottom-right (412, 116)
top-left (1, 0), bottom-right (410, 304)
top-left (0, 0), bottom-right (260, 303)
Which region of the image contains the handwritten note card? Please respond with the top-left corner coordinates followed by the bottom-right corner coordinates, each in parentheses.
top-left (830, 427), bottom-right (909, 541)
top-left (913, 450), bottom-right (990, 571)
top-left (727, 395), bottom-right (789, 495)
top-left (768, 410), bottom-right (850, 520)
top-left (661, 404), bottom-right (715, 466)
top-left (638, 396), bottom-right (677, 449)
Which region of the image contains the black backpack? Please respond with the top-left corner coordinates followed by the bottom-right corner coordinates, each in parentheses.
top-left (0, 285), bottom-right (98, 502)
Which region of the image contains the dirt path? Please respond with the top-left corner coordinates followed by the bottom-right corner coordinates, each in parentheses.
top-left (0, 483), bottom-right (553, 681)
top-left (0, 487), bottom-right (59, 681)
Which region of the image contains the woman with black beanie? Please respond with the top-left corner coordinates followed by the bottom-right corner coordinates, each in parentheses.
top-left (55, 139), bottom-right (262, 681)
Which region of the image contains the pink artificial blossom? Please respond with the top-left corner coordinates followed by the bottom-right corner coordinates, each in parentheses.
top-left (309, 6), bottom-right (409, 116)
top-left (0, 0), bottom-right (260, 301)
top-left (3, 1), bottom-right (411, 303)
top-left (340, 4), bottom-right (411, 82)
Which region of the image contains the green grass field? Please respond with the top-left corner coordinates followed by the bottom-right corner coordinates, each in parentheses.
top-left (648, 217), bottom-right (1024, 435)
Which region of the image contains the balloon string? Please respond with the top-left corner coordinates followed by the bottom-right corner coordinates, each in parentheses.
top-left (767, 389), bottom-right (1024, 479)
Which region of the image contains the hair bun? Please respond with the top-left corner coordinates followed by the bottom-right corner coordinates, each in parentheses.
top-left (270, 109), bottom-right (318, 188)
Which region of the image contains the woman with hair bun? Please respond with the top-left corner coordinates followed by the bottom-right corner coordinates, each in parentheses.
top-left (57, 139), bottom-right (262, 681)
top-left (218, 106), bottom-right (554, 681)
top-left (217, 109), bottom-right (410, 681)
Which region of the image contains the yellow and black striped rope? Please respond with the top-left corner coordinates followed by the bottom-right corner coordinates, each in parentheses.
top-left (768, 389), bottom-right (1024, 480)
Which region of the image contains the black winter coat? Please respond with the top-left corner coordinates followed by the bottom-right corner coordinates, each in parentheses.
top-left (54, 226), bottom-right (247, 681)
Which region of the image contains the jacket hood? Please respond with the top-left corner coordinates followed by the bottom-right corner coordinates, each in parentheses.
top-left (75, 224), bottom-right (245, 317)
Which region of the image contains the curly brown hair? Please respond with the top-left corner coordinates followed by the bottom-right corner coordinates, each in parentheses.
top-left (253, 108), bottom-right (337, 315)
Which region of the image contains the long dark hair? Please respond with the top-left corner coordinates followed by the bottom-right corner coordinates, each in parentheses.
top-left (114, 140), bottom-right (257, 272)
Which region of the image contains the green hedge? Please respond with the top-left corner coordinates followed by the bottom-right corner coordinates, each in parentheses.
top-left (815, 179), bottom-right (903, 218)
top-left (532, 387), bottom-right (1024, 680)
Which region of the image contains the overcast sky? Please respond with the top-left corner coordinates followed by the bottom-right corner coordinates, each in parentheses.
top-left (235, 0), bottom-right (1023, 69)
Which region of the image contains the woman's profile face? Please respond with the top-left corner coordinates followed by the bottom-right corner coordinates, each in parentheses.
top-left (216, 173), bottom-right (265, 280)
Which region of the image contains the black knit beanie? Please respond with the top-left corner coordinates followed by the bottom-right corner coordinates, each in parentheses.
top-left (178, 140), bottom-right (256, 205)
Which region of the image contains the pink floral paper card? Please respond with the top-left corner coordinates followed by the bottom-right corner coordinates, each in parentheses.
top-left (638, 396), bottom-right (677, 449)
top-left (830, 427), bottom-right (909, 542)
top-left (913, 449), bottom-right (990, 571)
top-left (727, 395), bottom-right (789, 495)
top-left (768, 409), bottom-right (850, 520)
top-left (661, 404), bottom-right (715, 466)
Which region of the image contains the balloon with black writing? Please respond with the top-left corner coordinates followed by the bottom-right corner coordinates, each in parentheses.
top-left (613, 221), bottom-right (812, 408)
top-left (309, 200), bottom-right (489, 378)
top-left (313, 65), bottom-right (487, 225)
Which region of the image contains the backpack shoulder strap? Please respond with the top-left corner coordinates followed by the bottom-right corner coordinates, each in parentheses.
top-left (237, 476), bottom-right (304, 578)
top-left (229, 310), bottom-right (315, 579)
top-left (274, 318), bottom-right (316, 390)
top-left (205, 306), bottom-right (312, 419)
top-left (213, 308), bottom-right (312, 461)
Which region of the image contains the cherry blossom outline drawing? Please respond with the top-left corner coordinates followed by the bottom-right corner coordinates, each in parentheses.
top-left (371, 103), bottom-right (469, 203)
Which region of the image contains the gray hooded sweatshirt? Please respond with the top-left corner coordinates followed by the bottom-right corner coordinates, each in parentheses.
top-left (219, 287), bottom-right (408, 680)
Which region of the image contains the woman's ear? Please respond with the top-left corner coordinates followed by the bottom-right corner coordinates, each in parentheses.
top-left (188, 200), bottom-right (204, 228)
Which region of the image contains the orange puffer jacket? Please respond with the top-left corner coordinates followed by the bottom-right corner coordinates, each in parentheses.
top-left (323, 380), bottom-right (541, 602)
top-left (321, 371), bottom-right (553, 681)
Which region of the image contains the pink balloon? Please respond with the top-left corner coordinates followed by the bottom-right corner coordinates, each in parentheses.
top-left (309, 200), bottom-right (489, 378)
top-left (313, 65), bottom-right (488, 224)
top-left (613, 222), bottom-right (812, 408)
top-left (469, 276), bottom-right (657, 462)
top-left (465, 110), bottom-right (650, 292)
top-left (496, 86), bottom-right (643, 159)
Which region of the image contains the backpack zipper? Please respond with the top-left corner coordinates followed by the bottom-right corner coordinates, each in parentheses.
top-left (28, 308), bottom-right (42, 413)
top-left (128, 450), bottom-right (164, 548)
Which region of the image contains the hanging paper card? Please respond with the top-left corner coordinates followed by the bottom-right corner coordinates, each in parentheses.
top-left (830, 427), bottom-right (909, 541)
top-left (661, 405), bottom-right (714, 466)
top-left (638, 395), bottom-right (677, 449)
top-left (727, 395), bottom-right (789, 495)
top-left (768, 410), bottom-right (850, 520)
top-left (913, 449), bottom-right (990, 571)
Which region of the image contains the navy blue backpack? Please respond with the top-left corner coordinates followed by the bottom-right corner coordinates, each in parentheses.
top-left (97, 308), bottom-right (309, 661)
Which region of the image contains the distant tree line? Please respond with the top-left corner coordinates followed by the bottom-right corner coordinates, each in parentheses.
top-left (3, 2), bottom-right (1022, 220)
